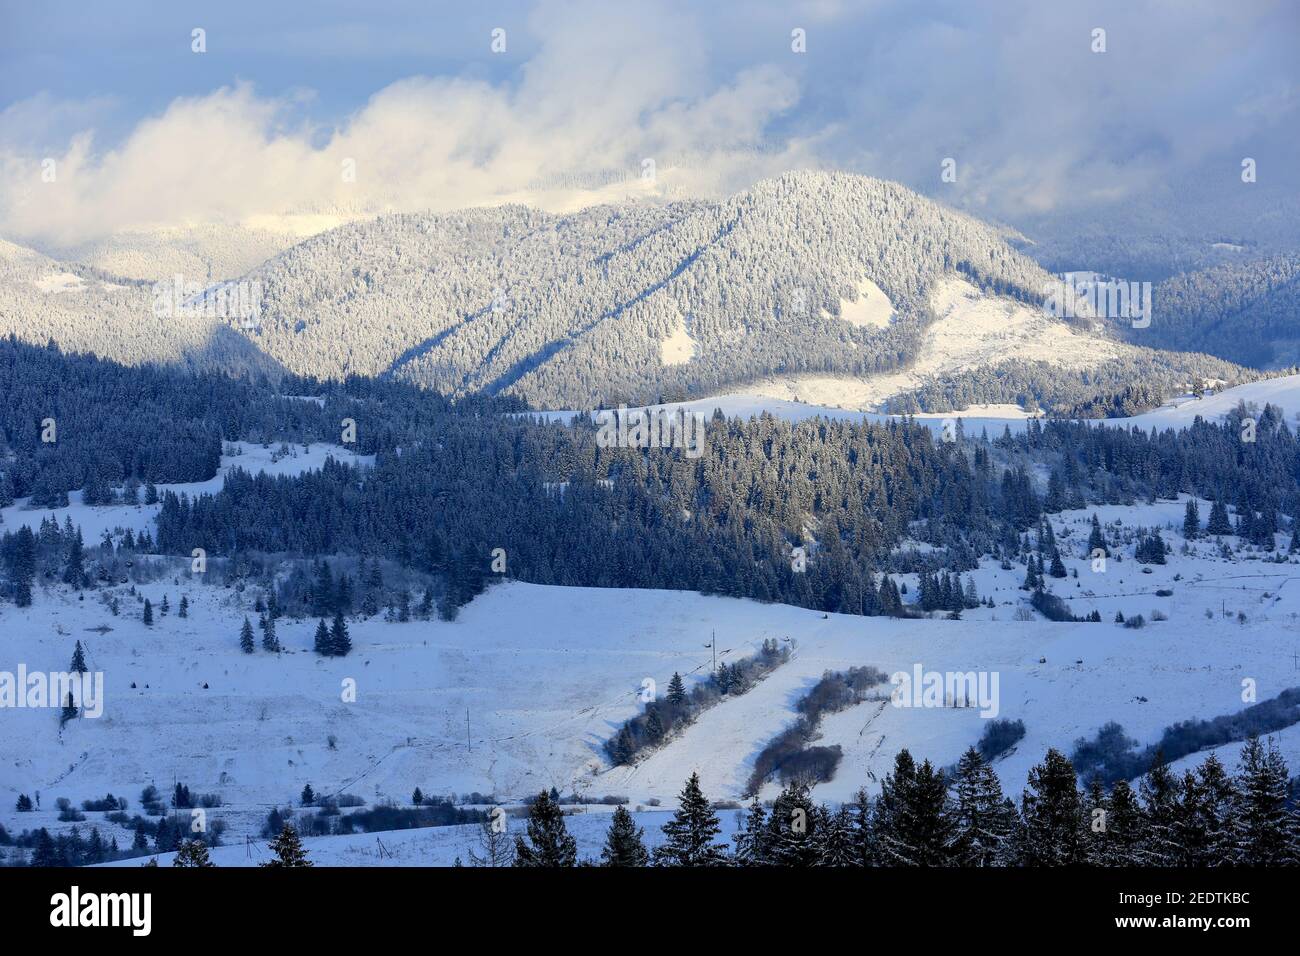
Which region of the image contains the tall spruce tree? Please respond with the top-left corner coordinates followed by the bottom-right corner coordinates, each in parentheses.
top-left (1207, 499), bottom-right (1233, 536)
top-left (813, 804), bottom-right (859, 867)
top-left (600, 805), bottom-right (649, 867)
top-left (766, 779), bottom-right (819, 867)
top-left (733, 795), bottom-right (772, 866)
top-left (329, 611), bottom-right (351, 656)
top-left (1230, 736), bottom-right (1298, 865)
top-left (1183, 498), bottom-right (1201, 539)
top-left (1018, 749), bottom-right (1083, 865)
top-left (261, 614), bottom-right (280, 652)
top-left (239, 617), bottom-right (255, 654)
top-left (313, 619), bottom-right (331, 656)
top-left (1099, 779), bottom-right (1146, 866)
top-left (261, 824), bottom-right (312, 867)
top-left (62, 528), bottom-right (85, 589)
top-left (513, 790), bottom-right (577, 867)
top-left (1195, 754), bottom-right (1236, 864)
top-left (950, 747), bottom-right (1014, 866)
top-left (872, 749), bottom-right (919, 864)
top-left (655, 772), bottom-right (728, 866)
top-left (1138, 756), bottom-right (1181, 865)
top-left (1088, 514), bottom-right (1107, 555)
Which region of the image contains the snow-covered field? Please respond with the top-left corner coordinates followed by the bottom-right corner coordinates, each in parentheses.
top-left (4, 495), bottom-right (1300, 862)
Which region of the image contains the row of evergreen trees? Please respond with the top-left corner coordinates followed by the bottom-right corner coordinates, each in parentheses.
top-left (508, 736), bottom-right (1300, 867)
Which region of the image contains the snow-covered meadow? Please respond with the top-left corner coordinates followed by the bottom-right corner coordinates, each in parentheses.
top-left (5, 498), bottom-right (1300, 862)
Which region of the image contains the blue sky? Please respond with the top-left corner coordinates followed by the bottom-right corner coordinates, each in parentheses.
top-left (1, 0), bottom-right (1297, 242)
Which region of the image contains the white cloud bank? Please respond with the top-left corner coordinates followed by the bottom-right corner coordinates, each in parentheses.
top-left (0, 0), bottom-right (1295, 246)
top-left (0, 3), bottom-right (809, 244)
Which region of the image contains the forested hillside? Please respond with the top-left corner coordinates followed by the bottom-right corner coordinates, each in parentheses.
top-left (0, 239), bottom-right (279, 375)
top-left (1, 171), bottom-right (1268, 414)
top-left (235, 170), bottom-right (1056, 407)
top-left (7, 337), bottom-right (1300, 622)
top-left (1121, 253), bottom-right (1300, 368)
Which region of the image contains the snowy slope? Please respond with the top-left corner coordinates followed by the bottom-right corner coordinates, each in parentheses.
top-left (5, 497), bottom-right (1299, 861)
top-left (1121, 373), bottom-right (1300, 430)
top-left (529, 371), bottom-right (1300, 441)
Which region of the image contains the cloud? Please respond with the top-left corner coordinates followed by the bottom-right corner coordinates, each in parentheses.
top-left (0, 0), bottom-right (1296, 245)
top-left (0, 2), bottom-right (806, 244)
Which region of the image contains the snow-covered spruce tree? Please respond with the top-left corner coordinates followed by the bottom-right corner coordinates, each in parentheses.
top-left (871, 749), bottom-right (917, 864)
top-left (1183, 498), bottom-right (1201, 539)
top-left (732, 795), bottom-right (772, 866)
top-left (1048, 547), bottom-right (1067, 579)
top-left (173, 839), bottom-right (215, 867)
top-left (70, 640), bottom-right (87, 674)
top-left (655, 772), bottom-right (728, 867)
top-left (666, 672), bottom-right (687, 705)
top-left (871, 750), bottom-right (952, 865)
top-left (261, 824), bottom-right (312, 867)
top-left (1017, 749), bottom-right (1084, 865)
top-left (62, 528), bottom-right (84, 589)
top-left (261, 614), bottom-right (279, 652)
top-left (813, 805), bottom-right (859, 867)
top-left (1229, 736), bottom-right (1298, 866)
top-left (1088, 514), bottom-right (1107, 555)
top-left (1194, 754), bottom-right (1236, 864)
top-left (1168, 769), bottom-right (1214, 867)
top-left (313, 619), bottom-right (331, 656)
top-left (766, 779), bottom-right (819, 867)
top-left (239, 617), bottom-right (255, 654)
top-left (512, 791), bottom-right (577, 867)
top-left (1207, 499), bottom-right (1233, 536)
top-left (600, 805), bottom-right (649, 867)
top-left (849, 789), bottom-right (875, 866)
top-left (949, 747), bottom-right (1014, 866)
top-left (1137, 757), bottom-right (1181, 865)
top-left (1096, 779), bottom-right (1145, 866)
top-left (329, 611), bottom-right (351, 656)
top-left (142, 598), bottom-right (153, 626)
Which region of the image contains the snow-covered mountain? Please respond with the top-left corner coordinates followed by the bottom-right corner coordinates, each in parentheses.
top-left (0, 238), bottom-right (280, 376)
top-left (1, 172), bottom-right (1253, 412)
top-left (237, 170), bottom-right (1065, 407)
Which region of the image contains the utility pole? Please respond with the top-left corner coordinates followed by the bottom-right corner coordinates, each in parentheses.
top-left (466, 708), bottom-right (471, 752)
